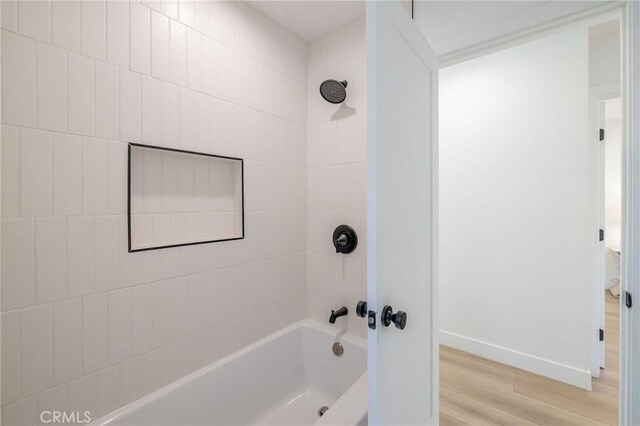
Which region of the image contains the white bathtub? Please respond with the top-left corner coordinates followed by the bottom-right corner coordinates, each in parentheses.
top-left (93, 319), bottom-right (367, 426)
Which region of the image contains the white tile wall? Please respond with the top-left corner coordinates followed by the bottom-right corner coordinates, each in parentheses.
top-left (68, 53), bottom-right (96, 136)
top-left (1, 1), bottom-right (308, 423)
top-left (305, 16), bottom-right (367, 339)
top-left (2, 30), bottom-right (37, 127)
top-left (107, 0), bottom-right (130, 69)
top-left (80, 0), bottom-right (106, 61)
top-left (53, 133), bottom-right (82, 216)
top-left (37, 44), bottom-right (67, 132)
top-left (52, 1), bottom-right (80, 52)
top-left (18, 0), bottom-right (50, 43)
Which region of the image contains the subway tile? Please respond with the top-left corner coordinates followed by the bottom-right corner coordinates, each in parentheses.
top-left (37, 44), bottom-right (68, 132)
top-left (68, 374), bottom-right (96, 417)
top-left (36, 217), bottom-right (67, 304)
top-left (120, 356), bottom-right (143, 405)
top-left (1, 219), bottom-right (36, 310)
top-left (2, 125), bottom-right (20, 217)
top-left (162, 82), bottom-right (179, 146)
top-left (151, 10), bottom-right (170, 81)
top-left (108, 141), bottom-right (127, 215)
top-left (161, 342), bottom-right (180, 385)
top-left (119, 217), bottom-right (142, 286)
top-left (187, 28), bottom-right (202, 92)
top-left (169, 277), bottom-right (189, 340)
top-left (141, 349), bottom-right (163, 395)
top-left (143, 148), bottom-right (163, 213)
top-left (18, 0), bottom-right (50, 42)
top-left (186, 273), bottom-right (210, 334)
top-left (109, 288), bottom-right (132, 364)
top-left (82, 293), bottom-right (109, 373)
top-left (53, 298), bottom-right (83, 384)
top-left (21, 128), bottom-right (53, 217)
top-left (179, 88), bottom-right (196, 150)
top-left (202, 37), bottom-right (218, 97)
top-left (68, 53), bottom-right (95, 136)
top-left (170, 20), bottom-right (187, 86)
top-left (52, 133), bottom-right (82, 216)
top-left (94, 216), bottom-right (119, 292)
top-left (178, 335), bottom-right (197, 376)
top-left (131, 284), bottom-right (153, 356)
top-left (142, 77), bottom-right (162, 145)
top-left (95, 62), bottom-right (120, 140)
top-left (95, 366), bottom-right (120, 418)
top-left (194, 0), bottom-right (210, 35)
top-left (141, 249), bottom-right (164, 283)
top-left (162, 0), bottom-right (178, 20)
top-left (21, 304), bottom-right (54, 396)
top-left (120, 70), bottom-right (142, 142)
top-left (153, 280), bottom-right (173, 347)
top-left (178, 0), bottom-right (194, 28)
top-left (142, 0), bottom-right (161, 11)
top-left (106, 0), bottom-right (129, 68)
top-left (2, 31), bottom-right (37, 127)
top-left (217, 268), bottom-right (242, 321)
top-left (2, 396), bottom-right (38, 426)
top-left (80, 0), bottom-right (106, 61)
top-left (67, 217), bottom-right (95, 297)
top-left (242, 262), bottom-right (266, 313)
top-left (52, 0), bottom-right (80, 52)
top-left (1, 0), bottom-right (17, 31)
top-left (82, 137), bottom-right (108, 215)
top-left (131, 1), bottom-right (151, 75)
top-left (2, 311), bottom-right (22, 404)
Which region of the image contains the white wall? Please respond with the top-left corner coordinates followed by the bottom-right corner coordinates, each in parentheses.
top-left (305, 16), bottom-right (367, 338)
top-left (439, 28), bottom-right (593, 388)
top-left (589, 21), bottom-right (620, 88)
top-left (0, 1), bottom-right (308, 423)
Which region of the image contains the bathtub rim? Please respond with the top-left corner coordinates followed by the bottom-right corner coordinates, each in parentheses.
top-left (91, 318), bottom-right (366, 426)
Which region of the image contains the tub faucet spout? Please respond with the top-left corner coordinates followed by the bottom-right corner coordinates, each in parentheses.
top-left (329, 306), bottom-right (348, 324)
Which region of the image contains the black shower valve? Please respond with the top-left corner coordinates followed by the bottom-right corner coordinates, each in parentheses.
top-left (333, 225), bottom-right (358, 254)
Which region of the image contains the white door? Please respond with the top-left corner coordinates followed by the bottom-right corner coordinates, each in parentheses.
top-left (366, 1), bottom-right (439, 425)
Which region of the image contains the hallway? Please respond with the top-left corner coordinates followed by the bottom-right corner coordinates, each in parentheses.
top-left (440, 293), bottom-right (619, 425)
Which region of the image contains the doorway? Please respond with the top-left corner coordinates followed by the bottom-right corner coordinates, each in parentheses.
top-left (437, 15), bottom-right (622, 426)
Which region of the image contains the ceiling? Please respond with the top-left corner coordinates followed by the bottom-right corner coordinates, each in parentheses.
top-left (247, 1), bottom-right (365, 41)
top-left (414, 1), bottom-right (615, 57)
top-left (247, 0), bottom-right (616, 56)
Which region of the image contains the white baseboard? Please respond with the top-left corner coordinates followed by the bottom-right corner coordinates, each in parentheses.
top-left (440, 330), bottom-right (592, 390)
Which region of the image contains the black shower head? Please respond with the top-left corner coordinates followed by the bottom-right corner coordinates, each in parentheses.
top-left (319, 79), bottom-right (348, 104)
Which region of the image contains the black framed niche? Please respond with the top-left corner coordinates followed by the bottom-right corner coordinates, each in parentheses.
top-left (127, 143), bottom-right (244, 252)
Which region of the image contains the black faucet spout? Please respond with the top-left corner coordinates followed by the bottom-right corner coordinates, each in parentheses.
top-left (329, 306), bottom-right (348, 324)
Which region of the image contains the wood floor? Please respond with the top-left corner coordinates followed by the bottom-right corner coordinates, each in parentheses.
top-left (440, 292), bottom-right (620, 426)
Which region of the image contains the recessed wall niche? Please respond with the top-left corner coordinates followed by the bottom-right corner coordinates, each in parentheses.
top-left (128, 143), bottom-right (244, 252)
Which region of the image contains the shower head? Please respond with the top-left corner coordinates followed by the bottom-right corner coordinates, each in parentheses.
top-left (319, 79), bottom-right (348, 104)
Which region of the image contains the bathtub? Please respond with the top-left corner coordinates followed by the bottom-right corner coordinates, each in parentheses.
top-left (93, 319), bottom-right (367, 426)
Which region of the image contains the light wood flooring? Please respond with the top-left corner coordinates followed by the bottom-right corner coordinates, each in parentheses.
top-left (440, 292), bottom-right (620, 425)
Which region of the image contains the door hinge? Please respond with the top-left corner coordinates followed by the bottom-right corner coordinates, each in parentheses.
top-left (599, 229), bottom-right (604, 242)
top-left (599, 128), bottom-right (605, 141)
top-left (599, 328), bottom-right (604, 341)
top-left (626, 291), bottom-right (633, 308)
